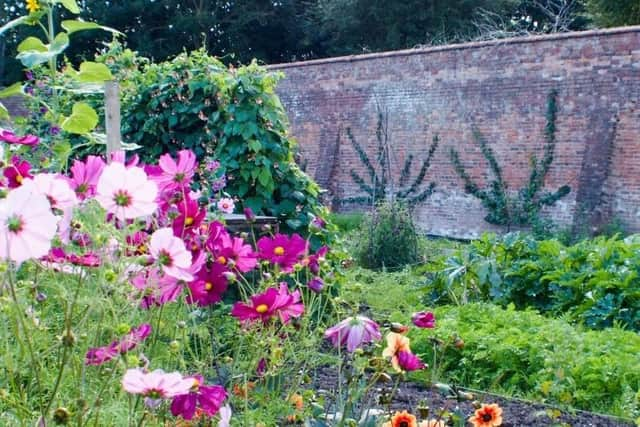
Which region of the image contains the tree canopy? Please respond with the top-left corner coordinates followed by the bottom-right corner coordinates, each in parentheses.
top-left (1, 0), bottom-right (639, 86)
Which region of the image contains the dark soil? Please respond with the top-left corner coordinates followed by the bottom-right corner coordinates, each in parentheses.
top-left (310, 367), bottom-right (635, 427)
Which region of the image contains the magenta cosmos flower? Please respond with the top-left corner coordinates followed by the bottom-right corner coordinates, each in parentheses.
top-left (231, 283), bottom-right (304, 324)
top-left (214, 233), bottom-right (257, 273)
top-left (3, 156), bottom-right (32, 188)
top-left (153, 149), bottom-right (197, 191)
top-left (170, 374), bottom-right (227, 420)
top-left (149, 227), bottom-right (194, 281)
top-left (68, 155), bottom-right (106, 200)
top-left (172, 194), bottom-right (206, 237)
top-left (0, 182), bottom-right (58, 264)
top-left (412, 311), bottom-right (436, 329)
top-left (0, 129), bottom-right (39, 146)
top-left (257, 233), bottom-right (307, 273)
top-left (122, 369), bottom-right (195, 404)
top-left (85, 323), bottom-right (152, 365)
top-left (187, 261), bottom-right (228, 307)
top-left (95, 162), bottom-right (158, 220)
top-left (324, 316), bottom-right (382, 352)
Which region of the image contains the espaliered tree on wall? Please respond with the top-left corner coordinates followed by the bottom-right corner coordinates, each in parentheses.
top-left (450, 90), bottom-right (570, 230)
top-left (344, 111), bottom-right (439, 207)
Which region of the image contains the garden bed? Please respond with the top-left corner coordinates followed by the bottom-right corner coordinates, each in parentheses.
top-left (312, 367), bottom-right (635, 426)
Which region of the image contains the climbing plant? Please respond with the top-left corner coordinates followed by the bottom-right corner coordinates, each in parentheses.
top-left (450, 89), bottom-right (570, 229)
top-left (344, 110), bottom-right (439, 207)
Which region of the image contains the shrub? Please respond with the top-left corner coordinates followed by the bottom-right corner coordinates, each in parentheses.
top-left (411, 304), bottom-right (640, 419)
top-left (100, 46), bottom-right (322, 233)
top-left (354, 201), bottom-right (420, 270)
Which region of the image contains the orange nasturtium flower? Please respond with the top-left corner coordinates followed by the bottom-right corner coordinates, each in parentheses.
top-left (383, 410), bottom-right (418, 427)
top-left (469, 403), bottom-right (503, 427)
top-left (26, 0), bottom-right (40, 13)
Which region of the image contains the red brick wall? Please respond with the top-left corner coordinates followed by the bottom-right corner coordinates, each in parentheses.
top-left (271, 27), bottom-right (640, 238)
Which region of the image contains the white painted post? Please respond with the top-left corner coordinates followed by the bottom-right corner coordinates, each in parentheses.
top-left (104, 81), bottom-right (121, 159)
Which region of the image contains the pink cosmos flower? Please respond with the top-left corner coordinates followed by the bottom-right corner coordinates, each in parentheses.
top-left (4, 156), bottom-right (32, 188)
top-left (85, 323), bottom-right (152, 365)
top-left (109, 151), bottom-right (140, 167)
top-left (257, 233), bottom-right (308, 273)
top-left (215, 233), bottom-right (258, 273)
top-left (0, 182), bottom-right (58, 264)
top-left (382, 332), bottom-right (426, 372)
top-left (153, 149), bottom-right (197, 191)
top-left (231, 284), bottom-right (304, 324)
top-left (324, 316), bottom-right (382, 352)
top-left (0, 129), bottom-right (39, 146)
top-left (170, 374), bottom-right (227, 420)
top-left (95, 162), bottom-right (158, 220)
top-left (396, 350), bottom-right (426, 372)
top-left (68, 155), bottom-right (106, 200)
top-left (307, 276), bottom-right (324, 293)
top-left (412, 311), bottom-right (436, 329)
top-left (217, 197), bottom-right (235, 214)
top-left (305, 246), bottom-right (329, 274)
top-left (149, 227), bottom-right (193, 281)
top-left (122, 369), bottom-right (195, 402)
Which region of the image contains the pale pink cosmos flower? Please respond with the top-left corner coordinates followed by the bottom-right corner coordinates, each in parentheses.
top-left (0, 181), bottom-right (58, 264)
top-left (218, 404), bottom-right (232, 427)
top-left (122, 369), bottom-right (195, 405)
top-left (149, 227), bottom-right (193, 281)
top-left (324, 316), bottom-right (382, 353)
top-left (95, 162), bottom-right (158, 220)
top-left (27, 173), bottom-right (78, 243)
top-left (217, 198), bottom-right (235, 214)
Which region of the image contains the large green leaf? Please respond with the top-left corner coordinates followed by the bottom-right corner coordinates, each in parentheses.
top-left (61, 20), bottom-right (123, 35)
top-left (76, 62), bottom-right (113, 83)
top-left (58, 0), bottom-right (80, 14)
top-left (16, 32), bottom-right (69, 67)
top-left (61, 102), bottom-right (98, 134)
top-left (17, 36), bottom-right (47, 52)
top-left (0, 83), bottom-right (23, 99)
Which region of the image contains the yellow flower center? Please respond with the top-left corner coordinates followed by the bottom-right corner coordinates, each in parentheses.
top-left (184, 217), bottom-right (194, 226)
top-left (16, 175), bottom-right (23, 184)
top-left (274, 246), bottom-right (285, 256)
top-left (217, 256), bottom-right (227, 265)
top-left (204, 282), bottom-right (213, 291)
top-left (255, 304), bottom-right (269, 313)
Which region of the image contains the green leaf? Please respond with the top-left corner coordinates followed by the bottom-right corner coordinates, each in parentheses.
top-left (17, 37), bottom-right (47, 53)
top-left (58, 0), bottom-right (80, 14)
top-left (16, 32), bottom-right (69, 67)
top-left (52, 141), bottom-right (72, 164)
top-left (76, 62), bottom-right (113, 83)
top-left (248, 139), bottom-right (262, 152)
top-left (258, 168), bottom-right (272, 187)
top-left (0, 82), bottom-right (23, 99)
top-left (61, 20), bottom-right (122, 35)
top-left (61, 102), bottom-right (99, 134)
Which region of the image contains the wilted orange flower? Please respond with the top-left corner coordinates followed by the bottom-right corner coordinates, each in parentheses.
top-left (382, 410), bottom-right (418, 427)
top-left (289, 393), bottom-right (303, 410)
top-left (469, 403), bottom-right (503, 427)
top-left (232, 381), bottom-right (255, 398)
top-left (382, 332), bottom-right (411, 371)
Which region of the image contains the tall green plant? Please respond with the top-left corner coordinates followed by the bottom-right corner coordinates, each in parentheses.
top-left (345, 111), bottom-right (439, 206)
top-left (450, 90), bottom-right (570, 229)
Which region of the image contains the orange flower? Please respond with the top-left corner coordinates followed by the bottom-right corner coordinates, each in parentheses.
top-left (419, 420), bottom-right (445, 427)
top-left (289, 393), bottom-right (304, 411)
top-left (382, 410), bottom-right (418, 427)
top-left (382, 332), bottom-right (411, 372)
top-left (469, 403), bottom-right (503, 427)
top-left (232, 381), bottom-right (255, 398)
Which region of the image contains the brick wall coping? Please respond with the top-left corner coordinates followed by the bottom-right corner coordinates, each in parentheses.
top-left (269, 25), bottom-right (640, 70)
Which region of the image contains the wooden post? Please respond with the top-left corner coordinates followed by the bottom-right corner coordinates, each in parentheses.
top-left (104, 81), bottom-right (121, 159)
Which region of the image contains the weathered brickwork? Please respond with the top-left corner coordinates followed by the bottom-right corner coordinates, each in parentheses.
top-left (271, 27), bottom-right (640, 238)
